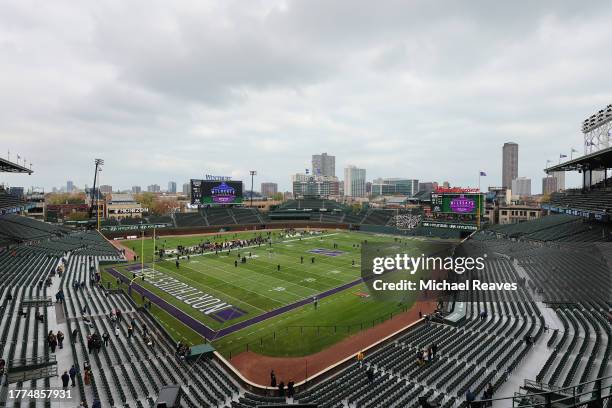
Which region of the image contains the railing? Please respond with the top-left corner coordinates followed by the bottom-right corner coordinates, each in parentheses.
top-left (0, 373), bottom-right (8, 407)
top-left (481, 375), bottom-right (612, 408)
top-left (8, 355), bottom-right (56, 369)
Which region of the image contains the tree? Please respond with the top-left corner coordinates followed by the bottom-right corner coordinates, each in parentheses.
top-left (45, 192), bottom-right (86, 205)
top-left (151, 198), bottom-right (179, 216)
top-left (67, 212), bottom-right (89, 221)
top-left (272, 192), bottom-right (284, 201)
top-left (134, 192), bottom-right (156, 213)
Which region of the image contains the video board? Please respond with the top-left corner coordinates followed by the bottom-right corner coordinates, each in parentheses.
top-left (431, 193), bottom-right (484, 215)
top-left (190, 179), bottom-right (243, 204)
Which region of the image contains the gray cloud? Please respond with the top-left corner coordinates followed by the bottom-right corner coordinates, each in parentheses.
top-left (1, 0), bottom-right (612, 193)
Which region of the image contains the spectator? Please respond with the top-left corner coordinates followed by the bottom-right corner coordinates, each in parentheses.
top-left (356, 350), bottom-right (365, 367)
top-left (270, 370), bottom-right (277, 388)
top-left (57, 330), bottom-right (65, 349)
top-left (287, 380), bottom-right (295, 398)
top-left (483, 383), bottom-right (494, 406)
top-left (61, 371), bottom-right (70, 390)
top-left (366, 367), bottom-right (374, 383)
top-left (48, 331), bottom-right (58, 353)
top-left (466, 389), bottom-right (476, 407)
top-left (84, 368), bottom-right (92, 386)
top-left (278, 381), bottom-right (285, 397)
top-left (69, 365), bottom-right (78, 387)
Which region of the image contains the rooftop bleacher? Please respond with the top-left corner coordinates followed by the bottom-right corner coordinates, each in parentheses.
top-left (276, 198), bottom-right (345, 211)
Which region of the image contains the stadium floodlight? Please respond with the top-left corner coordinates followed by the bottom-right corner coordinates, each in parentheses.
top-left (249, 170), bottom-right (257, 207)
top-left (582, 104), bottom-right (612, 154)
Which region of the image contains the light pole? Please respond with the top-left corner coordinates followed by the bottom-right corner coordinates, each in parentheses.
top-left (249, 170), bottom-right (257, 207)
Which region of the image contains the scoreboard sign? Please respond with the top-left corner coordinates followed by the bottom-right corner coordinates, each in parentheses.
top-left (191, 179), bottom-right (243, 205)
top-left (431, 193), bottom-right (484, 215)
top-left (422, 220), bottom-right (479, 231)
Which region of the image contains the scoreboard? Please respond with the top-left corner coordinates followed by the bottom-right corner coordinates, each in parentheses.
top-left (431, 193), bottom-right (484, 215)
top-left (190, 179), bottom-right (243, 205)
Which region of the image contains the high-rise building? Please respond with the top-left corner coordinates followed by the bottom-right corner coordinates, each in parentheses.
top-left (312, 153), bottom-right (335, 177)
top-left (344, 166), bottom-right (366, 197)
top-left (552, 171), bottom-right (565, 191)
top-left (261, 182), bottom-right (278, 197)
top-left (66, 180), bottom-right (74, 193)
top-left (147, 184), bottom-right (161, 193)
top-left (167, 181), bottom-right (177, 193)
top-left (511, 177), bottom-right (531, 197)
top-left (442, 181), bottom-right (450, 189)
top-left (371, 178), bottom-right (419, 197)
top-left (502, 142), bottom-right (519, 189)
top-left (292, 175), bottom-right (339, 197)
top-left (132, 186), bottom-right (142, 194)
top-left (182, 183), bottom-right (190, 195)
top-left (99, 185), bottom-right (113, 194)
top-left (418, 182), bottom-right (435, 193)
top-left (542, 176), bottom-right (558, 195)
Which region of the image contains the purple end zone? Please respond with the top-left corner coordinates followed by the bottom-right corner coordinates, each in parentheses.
top-left (109, 264), bottom-right (363, 340)
top-left (213, 307), bottom-right (247, 322)
top-left (308, 248), bottom-right (345, 257)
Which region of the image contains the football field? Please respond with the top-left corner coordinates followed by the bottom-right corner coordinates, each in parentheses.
top-left (105, 229), bottom-right (431, 357)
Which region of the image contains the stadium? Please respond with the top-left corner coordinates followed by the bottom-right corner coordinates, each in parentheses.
top-left (1, 102), bottom-right (612, 408)
top-left (2, 2), bottom-right (612, 407)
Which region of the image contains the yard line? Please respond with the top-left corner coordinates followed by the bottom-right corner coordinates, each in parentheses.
top-left (149, 263), bottom-right (270, 314)
top-left (168, 232), bottom-right (340, 261)
top-left (179, 259), bottom-right (315, 303)
top-left (170, 260), bottom-right (308, 305)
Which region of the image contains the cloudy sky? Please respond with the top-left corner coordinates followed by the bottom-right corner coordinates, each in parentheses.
top-left (2, 0), bottom-right (612, 193)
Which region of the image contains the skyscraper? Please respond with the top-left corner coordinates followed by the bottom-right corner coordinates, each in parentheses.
top-left (502, 142), bottom-right (519, 189)
top-left (168, 181), bottom-right (177, 193)
top-left (182, 183), bottom-right (190, 195)
top-left (552, 171), bottom-right (565, 191)
top-left (511, 177), bottom-right (531, 197)
top-left (371, 178), bottom-right (419, 197)
top-left (260, 182), bottom-right (278, 197)
top-left (66, 180), bottom-right (74, 193)
top-left (542, 176), bottom-right (558, 195)
top-left (132, 186), bottom-right (142, 194)
top-left (344, 166), bottom-right (366, 197)
top-left (312, 153), bottom-right (335, 177)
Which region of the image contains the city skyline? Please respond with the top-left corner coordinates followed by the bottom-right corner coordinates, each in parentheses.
top-left (3, 1), bottom-right (610, 193)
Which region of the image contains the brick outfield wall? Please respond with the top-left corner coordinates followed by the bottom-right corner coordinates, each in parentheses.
top-left (101, 222), bottom-right (355, 239)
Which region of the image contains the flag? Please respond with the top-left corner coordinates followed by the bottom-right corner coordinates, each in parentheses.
top-left (559, 154), bottom-right (567, 158)
top-left (479, 171), bottom-right (487, 176)
top-left (305, 169), bottom-right (309, 174)
top-left (571, 148), bottom-right (578, 153)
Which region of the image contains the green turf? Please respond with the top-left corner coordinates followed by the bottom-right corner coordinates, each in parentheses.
top-left (104, 229), bottom-right (434, 357)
